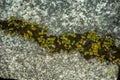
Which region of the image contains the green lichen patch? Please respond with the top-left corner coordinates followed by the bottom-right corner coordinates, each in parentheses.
top-left (0, 16), bottom-right (120, 65)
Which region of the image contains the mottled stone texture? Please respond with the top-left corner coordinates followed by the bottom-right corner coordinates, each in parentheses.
top-left (0, 0), bottom-right (120, 80)
top-left (0, 0), bottom-right (120, 37)
top-left (31, 0), bottom-right (120, 37)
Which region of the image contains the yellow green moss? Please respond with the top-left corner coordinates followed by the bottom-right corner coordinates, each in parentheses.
top-left (0, 16), bottom-right (120, 65)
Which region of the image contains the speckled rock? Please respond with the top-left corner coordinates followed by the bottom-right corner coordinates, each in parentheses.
top-left (0, 30), bottom-right (119, 80)
top-left (0, 0), bottom-right (120, 80)
top-left (0, 0), bottom-right (120, 37)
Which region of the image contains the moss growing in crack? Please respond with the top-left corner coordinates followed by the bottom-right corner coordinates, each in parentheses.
top-left (75, 35), bottom-right (86, 52)
top-left (86, 31), bottom-right (100, 42)
top-left (0, 16), bottom-right (120, 65)
top-left (102, 36), bottom-right (115, 50)
top-left (59, 33), bottom-right (76, 52)
top-left (0, 25), bottom-right (2, 30)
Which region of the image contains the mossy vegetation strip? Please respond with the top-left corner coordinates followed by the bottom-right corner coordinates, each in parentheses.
top-left (0, 16), bottom-right (120, 65)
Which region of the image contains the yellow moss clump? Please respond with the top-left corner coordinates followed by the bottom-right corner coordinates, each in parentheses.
top-left (75, 35), bottom-right (85, 52)
top-left (0, 16), bottom-right (120, 65)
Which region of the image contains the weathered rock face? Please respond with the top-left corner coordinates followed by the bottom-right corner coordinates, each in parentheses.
top-left (0, 0), bottom-right (120, 80)
top-left (37, 0), bottom-right (120, 36)
top-left (0, 0), bottom-right (120, 36)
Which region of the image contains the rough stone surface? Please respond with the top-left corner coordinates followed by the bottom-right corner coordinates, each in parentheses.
top-left (0, 30), bottom-right (119, 80)
top-left (0, 0), bottom-right (120, 80)
top-left (0, 0), bottom-right (120, 37)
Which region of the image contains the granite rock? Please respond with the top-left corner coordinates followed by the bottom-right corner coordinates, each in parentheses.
top-left (0, 0), bottom-right (120, 80)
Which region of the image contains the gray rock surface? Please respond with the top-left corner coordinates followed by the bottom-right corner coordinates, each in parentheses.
top-left (0, 0), bottom-right (120, 37)
top-left (0, 0), bottom-right (120, 80)
top-left (0, 31), bottom-right (119, 80)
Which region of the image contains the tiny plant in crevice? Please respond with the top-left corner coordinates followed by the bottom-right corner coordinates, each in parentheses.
top-left (0, 16), bottom-right (120, 65)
